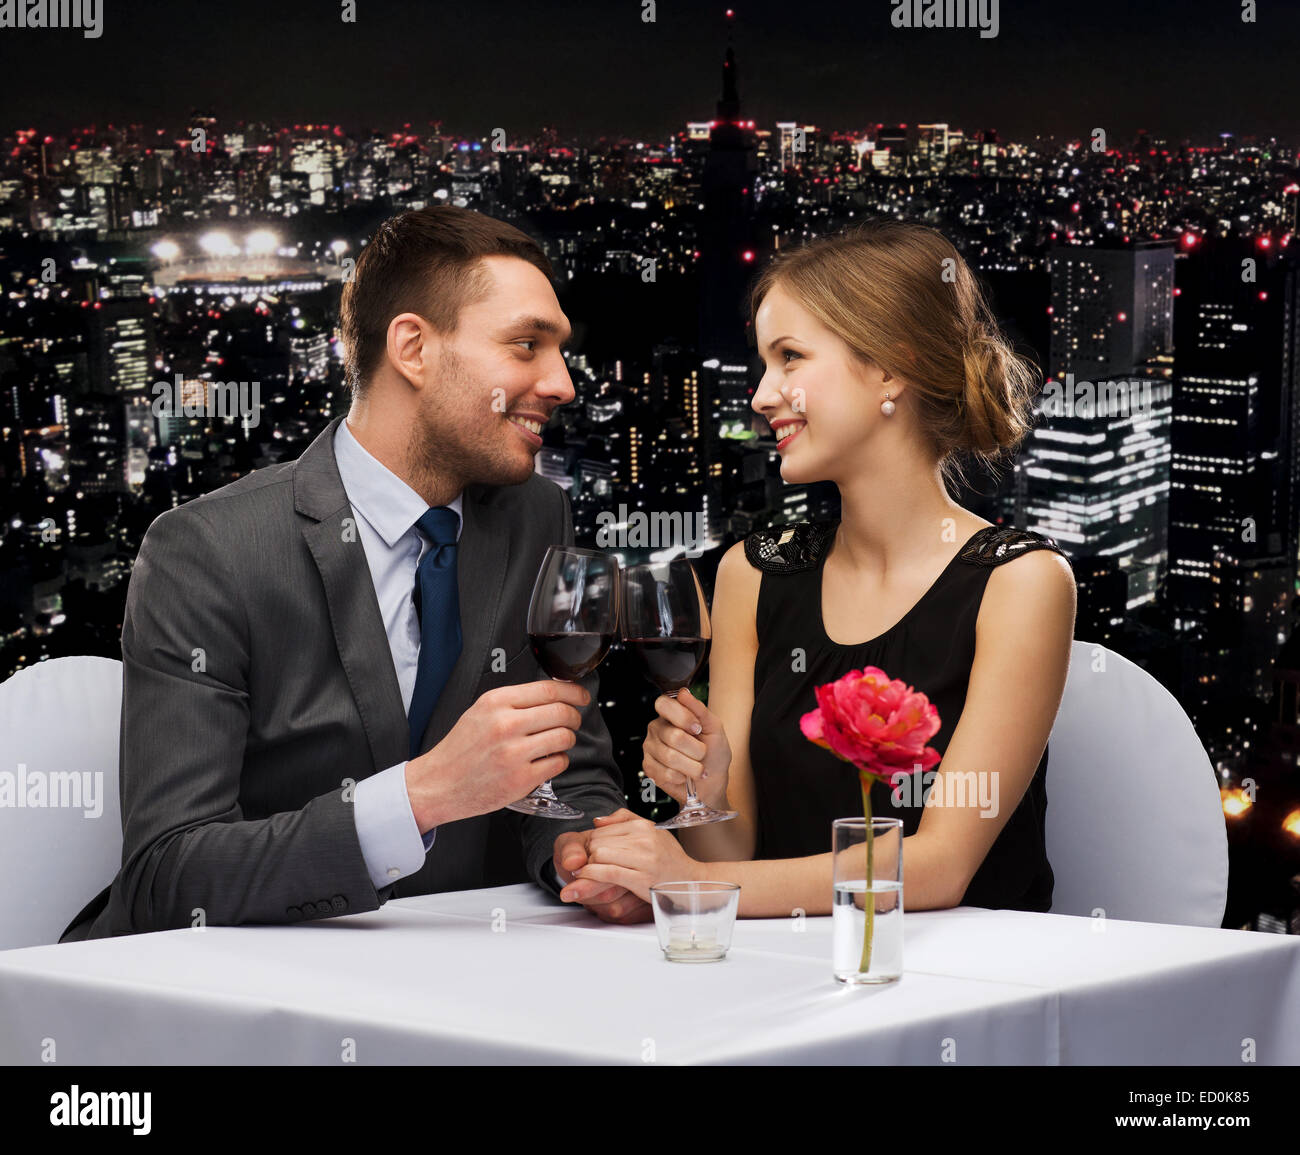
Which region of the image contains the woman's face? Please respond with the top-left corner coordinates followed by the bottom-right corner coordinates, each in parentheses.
top-left (752, 281), bottom-right (894, 486)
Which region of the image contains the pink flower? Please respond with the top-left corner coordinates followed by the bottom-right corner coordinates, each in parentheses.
top-left (800, 666), bottom-right (941, 783)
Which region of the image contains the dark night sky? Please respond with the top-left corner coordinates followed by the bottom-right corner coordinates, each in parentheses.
top-left (0, 0), bottom-right (1297, 143)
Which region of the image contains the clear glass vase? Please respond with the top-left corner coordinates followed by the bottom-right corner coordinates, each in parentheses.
top-left (832, 816), bottom-right (904, 984)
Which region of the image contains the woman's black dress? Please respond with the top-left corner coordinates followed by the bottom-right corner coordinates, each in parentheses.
top-left (743, 520), bottom-right (1068, 911)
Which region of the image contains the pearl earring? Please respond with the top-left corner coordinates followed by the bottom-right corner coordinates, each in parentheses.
top-left (881, 392), bottom-right (896, 417)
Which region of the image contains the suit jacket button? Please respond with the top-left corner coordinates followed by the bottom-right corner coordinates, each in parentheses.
top-left (332, 895), bottom-right (347, 912)
top-left (287, 906), bottom-right (302, 921)
top-left (301, 901), bottom-right (317, 917)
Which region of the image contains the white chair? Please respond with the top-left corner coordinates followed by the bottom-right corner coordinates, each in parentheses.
top-left (1045, 639), bottom-right (1228, 927)
top-left (0, 656), bottom-right (123, 949)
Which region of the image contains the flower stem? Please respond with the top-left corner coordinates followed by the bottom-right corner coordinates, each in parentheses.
top-left (860, 777), bottom-right (874, 975)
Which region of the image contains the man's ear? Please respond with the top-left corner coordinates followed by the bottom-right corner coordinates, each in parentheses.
top-left (386, 312), bottom-right (437, 392)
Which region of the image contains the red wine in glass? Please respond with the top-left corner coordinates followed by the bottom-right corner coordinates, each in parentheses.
top-left (621, 561), bottom-right (736, 828)
top-left (528, 632), bottom-right (614, 681)
top-left (511, 545), bottom-right (620, 819)
top-left (622, 636), bottom-right (711, 695)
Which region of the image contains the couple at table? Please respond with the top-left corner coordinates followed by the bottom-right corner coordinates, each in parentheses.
top-left (61, 205), bottom-right (1074, 942)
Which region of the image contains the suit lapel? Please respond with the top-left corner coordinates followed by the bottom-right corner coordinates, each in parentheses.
top-left (293, 417), bottom-right (517, 772)
top-left (295, 417), bottom-right (409, 774)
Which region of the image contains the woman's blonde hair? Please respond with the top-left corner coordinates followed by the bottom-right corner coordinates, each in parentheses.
top-left (748, 219), bottom-right (1039, 490)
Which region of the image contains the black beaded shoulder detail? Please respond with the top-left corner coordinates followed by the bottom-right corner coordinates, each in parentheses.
top-left (743, 520), bottom-right (837, 574)
top-left (957, 526), bottom-right (1066, 567)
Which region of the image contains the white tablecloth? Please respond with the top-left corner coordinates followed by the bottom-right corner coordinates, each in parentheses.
top-left (1, 884), bottom-right (1296, 1065)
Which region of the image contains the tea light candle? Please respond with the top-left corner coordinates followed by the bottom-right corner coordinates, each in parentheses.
top-left (667, 930), bottom-right (719, 953)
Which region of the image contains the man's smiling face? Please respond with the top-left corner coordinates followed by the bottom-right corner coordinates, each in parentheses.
top-left (411, 254), bottom-right (576, 489)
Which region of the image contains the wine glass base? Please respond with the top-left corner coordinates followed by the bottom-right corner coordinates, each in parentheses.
top-left (506, 796), bottom-right (584, 819)
top-left (655, 805), bottom-right (738, 829)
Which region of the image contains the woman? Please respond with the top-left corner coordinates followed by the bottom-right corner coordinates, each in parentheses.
top-left (564, 220), bottom-right (1076, 918)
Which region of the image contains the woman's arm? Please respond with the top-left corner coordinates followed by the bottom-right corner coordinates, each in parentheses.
top-left (577, 546), bottom-right (1077, 917)
top-left (578, 828), bottom-right (990, 917)
top-left (692, 827), bottom-right (1017, 916)
top-left (907, 547), bottom-right (1076, 899)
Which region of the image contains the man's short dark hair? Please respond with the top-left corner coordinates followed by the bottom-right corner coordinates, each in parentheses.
top-left (340, 205), bottom-right (554, 394)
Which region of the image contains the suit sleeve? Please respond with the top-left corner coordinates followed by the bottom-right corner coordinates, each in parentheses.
top-left (105, 506), bottom-right (383, 934)
top-left (519, 485), bottom-right (627, 895)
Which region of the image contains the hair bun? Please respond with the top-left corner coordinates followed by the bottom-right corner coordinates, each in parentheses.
top-left (959, 337), bottom-right (1002, 454)
top-left (964, 321), bottom-right (990, 345)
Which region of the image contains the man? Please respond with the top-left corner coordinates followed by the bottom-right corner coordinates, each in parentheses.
top-left (61, 205), bottom-right (650, 941)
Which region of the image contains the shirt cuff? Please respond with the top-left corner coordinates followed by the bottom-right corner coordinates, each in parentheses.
top-left (353, 761), bottom-right (436, 891)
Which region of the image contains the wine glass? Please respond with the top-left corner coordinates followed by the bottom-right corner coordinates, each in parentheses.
top-left (509, 545), bottom-right (620, 819)
top-left (622, 559), bottom-right (737, 828)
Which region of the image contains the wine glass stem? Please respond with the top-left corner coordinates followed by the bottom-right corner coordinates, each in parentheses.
top-left (666, 687), bottom-right (703, 812)
top-left (534, 674), bottom-right (574, 800)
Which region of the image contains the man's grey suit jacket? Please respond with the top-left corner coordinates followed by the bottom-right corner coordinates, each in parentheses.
top-left (60, 415), bottom-right (625, 941)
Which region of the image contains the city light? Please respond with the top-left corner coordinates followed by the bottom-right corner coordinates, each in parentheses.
top-left (1221, 787), bottom-right (1253, 819)
top-left (199, 231), bottom-right (238, 256)
top-left (245, 230), bottom-right (279, 256)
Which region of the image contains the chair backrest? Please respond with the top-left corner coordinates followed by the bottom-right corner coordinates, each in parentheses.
top-left (0, 656), bottom-right (123, 948)
top-left (1045, 639), bottom-right (1228, 927)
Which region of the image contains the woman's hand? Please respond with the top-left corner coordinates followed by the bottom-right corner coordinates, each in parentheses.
top-left (553, 812), bottom-right (654, 923)
top-left (642, 687), bottom-right (732, 810)
top-left (567, 812), bottom-right (703, 903)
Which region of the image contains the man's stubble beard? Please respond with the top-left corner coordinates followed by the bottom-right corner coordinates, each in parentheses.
top-left (405, 345), bottom-right (535, 499)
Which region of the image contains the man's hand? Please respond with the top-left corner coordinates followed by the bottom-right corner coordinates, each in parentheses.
top-left (405, 681), bottom-right (589, 830)
top-left (552, 809), bottom-right (653, 923)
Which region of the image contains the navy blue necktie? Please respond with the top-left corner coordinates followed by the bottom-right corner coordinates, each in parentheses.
top-left (407, 507), bottom-right (462, 758)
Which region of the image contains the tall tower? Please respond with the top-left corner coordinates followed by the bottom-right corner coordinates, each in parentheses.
top-left (694, 9), bottom-right (760, 544)
top-left (697, 8), bottom-right (758, 366)
top-left (1280, 251), bottom-right (1300, 590)
top-left (1169, 237), bottom-right (1290, 635)
top-left (1021, 241), bottom-right (1176, 613)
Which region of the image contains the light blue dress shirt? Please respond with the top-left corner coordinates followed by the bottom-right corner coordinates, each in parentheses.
top-left (334, 417), bottom-right (463, 891)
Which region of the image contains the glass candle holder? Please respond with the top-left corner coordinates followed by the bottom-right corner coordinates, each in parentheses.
top-left (649, 881), bottom-right (741, 962)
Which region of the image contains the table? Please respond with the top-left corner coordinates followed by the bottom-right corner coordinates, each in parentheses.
top-left (1, 884), bottom-right (1296, 1065)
